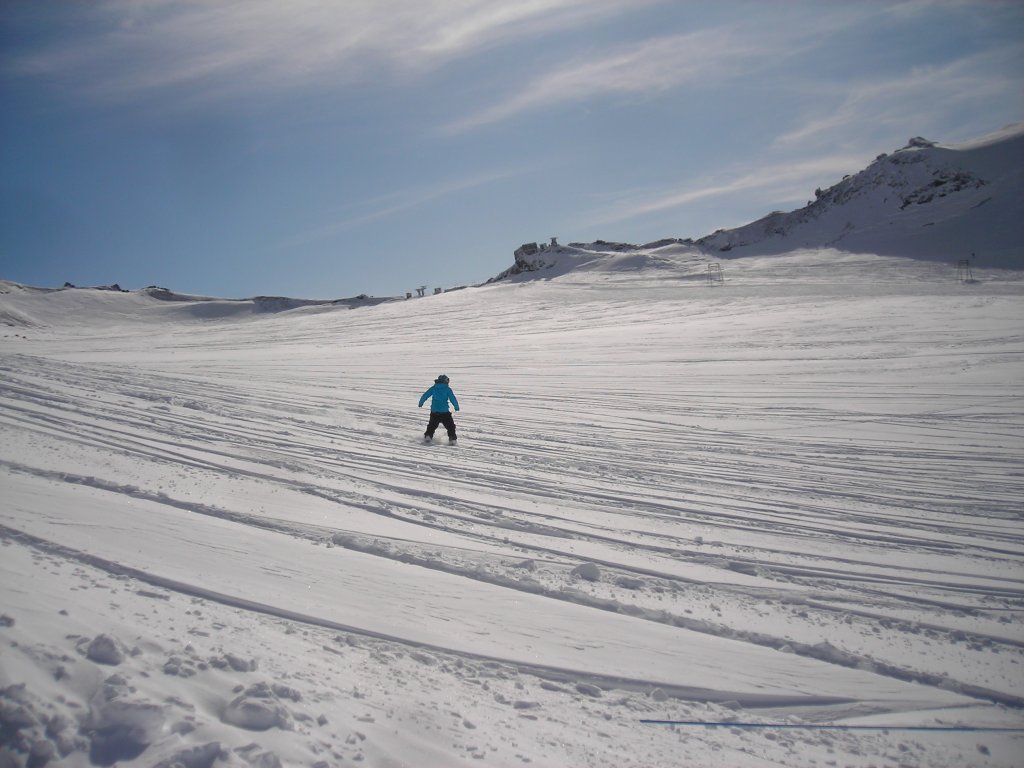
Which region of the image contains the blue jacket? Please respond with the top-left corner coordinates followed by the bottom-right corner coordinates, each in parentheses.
top-left (419, 383), bottom-right (459, 412)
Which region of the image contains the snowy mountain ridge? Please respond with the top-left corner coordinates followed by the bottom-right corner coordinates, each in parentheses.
top-left (696, 123), bottom-right (1024, 267)
top-left (488, 238), bottom-right (706, 283)
top-left (497, 123), bottom-right (1024, 281)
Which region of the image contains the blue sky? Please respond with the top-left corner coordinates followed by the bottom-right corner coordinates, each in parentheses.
top-left (1, 0), bottom-right (1022, 299)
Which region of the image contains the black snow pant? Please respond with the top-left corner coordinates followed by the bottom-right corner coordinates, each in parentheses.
top-left (425, 411), bottom-right (457, 440)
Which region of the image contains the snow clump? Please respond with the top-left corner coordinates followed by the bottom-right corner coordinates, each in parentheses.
top-left (85, 633), bottom-right (126, 665)
top-left (571, 562), bottom-right (601, 582)
top-left (222, 682), bottom-right (295, 731)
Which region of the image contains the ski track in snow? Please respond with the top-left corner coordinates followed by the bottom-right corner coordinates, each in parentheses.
top-left (1, 252), bottom-right (1023, 766)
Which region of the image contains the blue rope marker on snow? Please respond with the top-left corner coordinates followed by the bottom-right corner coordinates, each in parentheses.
top-left (640, 721), bottom-right (1024, 732)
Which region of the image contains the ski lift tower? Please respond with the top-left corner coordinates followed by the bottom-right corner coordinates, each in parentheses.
top-left (707, 263), bottom-right (724, 286)
top-left (957, 258), bottom-right (974, 283)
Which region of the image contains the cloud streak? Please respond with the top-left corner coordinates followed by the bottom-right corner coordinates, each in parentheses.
top-left (775, 44), bottom-right (1024, 148)
top-left (5, 0), bottom-right (655, 102)
top-left (441, 25), bottom-right (803, 134)
top-left (578, 154), bottom-right (867, 230)
top-left (279, 167), bottom-right (526, 249)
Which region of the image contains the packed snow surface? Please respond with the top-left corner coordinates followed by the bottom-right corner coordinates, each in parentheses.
top-left (1, 249), bottom-right (1023, 767)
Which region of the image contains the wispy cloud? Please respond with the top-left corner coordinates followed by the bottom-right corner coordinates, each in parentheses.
top-left (5, 0), bottom-right (654, 102)
top-left (280, 167), bottom-right (525, 249)
top-left (438, 1), bottom-right (917, 135)
top-left (775, 44), bottom-right (1024, 149)
top-left (442, 25), bottom-right (803, 134)
top-left (578, 155), bottom-right (867, 230)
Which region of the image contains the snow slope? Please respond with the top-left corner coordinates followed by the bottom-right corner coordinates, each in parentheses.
top-left (696, 124), bottom-right (1024, 268)
top-left (1, 251), bottom-right (1023, 767)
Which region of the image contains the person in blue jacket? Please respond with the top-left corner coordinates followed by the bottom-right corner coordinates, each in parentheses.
top-left (419, 374), bottom-right (460, 443)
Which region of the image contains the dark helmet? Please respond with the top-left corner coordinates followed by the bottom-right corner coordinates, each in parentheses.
top-left (435, 374), bottom-right (449, 384)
